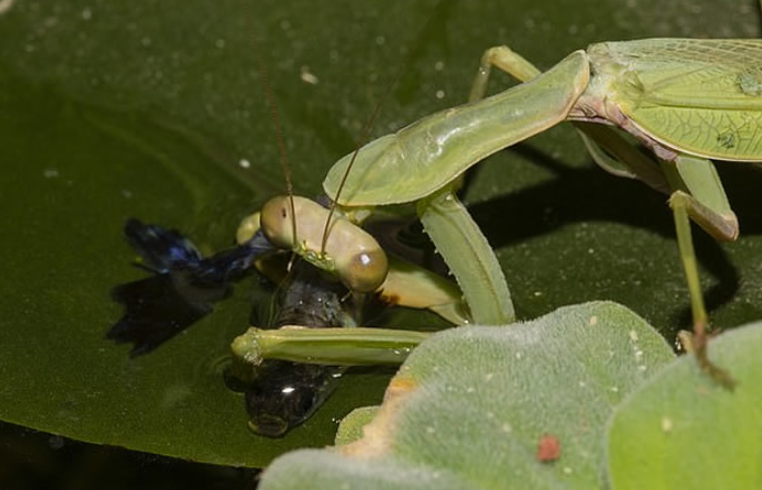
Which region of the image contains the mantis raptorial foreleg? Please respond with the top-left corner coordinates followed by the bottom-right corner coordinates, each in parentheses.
top-left (417, 186), bottom-right (513, 325)
top-left (472, 47), bottom-right (674, 191)
top-left (469, 44), bottom-right (740, 387)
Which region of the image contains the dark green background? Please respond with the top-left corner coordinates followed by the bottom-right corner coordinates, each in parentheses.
top-left (1, 0), bottom-right (760, 485)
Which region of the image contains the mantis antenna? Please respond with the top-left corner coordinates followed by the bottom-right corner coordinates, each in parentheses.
top-left (249, 27), bottom-right (298, 251)
top-left (320, 70), bottom-right (402, 256)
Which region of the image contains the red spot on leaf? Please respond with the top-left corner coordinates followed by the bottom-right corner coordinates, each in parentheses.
top-left (537, 433), bottom-right (561, 462)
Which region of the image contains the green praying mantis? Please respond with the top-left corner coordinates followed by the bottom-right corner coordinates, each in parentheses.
top-left (234, 37), bottom-right (762, 390)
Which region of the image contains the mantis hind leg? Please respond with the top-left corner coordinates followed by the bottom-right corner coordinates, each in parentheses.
top-left (663, 155), bottom-right (739, 387)
top-left (669, 190), bottom-right (736, 389)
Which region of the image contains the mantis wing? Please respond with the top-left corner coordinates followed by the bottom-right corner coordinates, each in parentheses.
top-left (590, 39), bottom-right (762, 161)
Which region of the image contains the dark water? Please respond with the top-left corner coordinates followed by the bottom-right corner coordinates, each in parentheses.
top-left (0, 421), bottom-right (259, 490)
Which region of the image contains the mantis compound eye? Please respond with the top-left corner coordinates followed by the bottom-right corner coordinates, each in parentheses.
top-left (340, 248), bottom-right (389, 293)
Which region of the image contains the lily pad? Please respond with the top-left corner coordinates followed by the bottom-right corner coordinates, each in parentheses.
top-left (259, 302), bottom-right (675, 489)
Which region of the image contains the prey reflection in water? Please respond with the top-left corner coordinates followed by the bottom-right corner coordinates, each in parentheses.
top-left (109, 218), bottom-right (357, 437)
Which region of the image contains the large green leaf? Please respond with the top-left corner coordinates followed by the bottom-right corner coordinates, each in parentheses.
top-left (258, 302), bottom-right (675, 489)
top-left (1, 0), bottom-right (761, 472)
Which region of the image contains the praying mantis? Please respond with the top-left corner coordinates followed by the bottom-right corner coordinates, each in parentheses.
top-left (235, 38), bottom-right (762, 390)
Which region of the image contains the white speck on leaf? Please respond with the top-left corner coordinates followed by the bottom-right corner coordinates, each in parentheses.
top-left (300, 66), bottom-right (319, 85)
